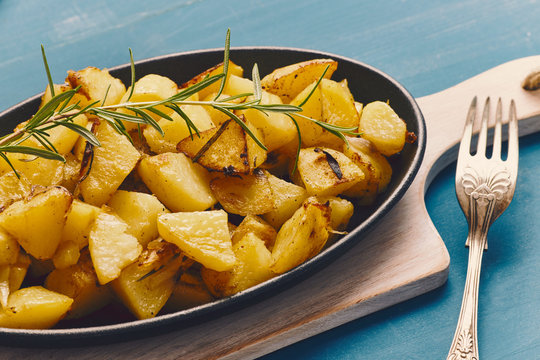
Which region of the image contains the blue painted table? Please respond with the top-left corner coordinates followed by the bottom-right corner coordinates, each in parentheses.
top-left (0, 1), bottom-right (539, 359)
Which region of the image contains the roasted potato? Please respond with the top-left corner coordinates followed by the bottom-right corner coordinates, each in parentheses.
top-left (261, 59), bottom-right (337, 102)
top-left (359, 101), bottom-right (407, 156)
top-left (88, 207), bottom-right (142, 285)
top-left (78, 120), bottom-right (141, 206)
top-left (295, 147), bottom-right (364, 196)
top-left (270, 197), bottom-right (331, 274)
top-left (210, 169), bottom-right (275, 216)
top-left (157, 210), bottom-right (236, 272)
top-left (0, 54), bottom-right (412, 328)
top-left (137, 152), bottom-right (216, 212)
top-left (0, 186), bottom-right (72, 260)
top-left (177, 118), bottom-right (266, 174)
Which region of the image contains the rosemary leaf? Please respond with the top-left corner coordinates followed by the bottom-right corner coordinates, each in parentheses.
top-left (252, 63), bottom-right (262, 103)
top-left (286, 113), bottom-right (302, 175)
top-left (0, 153), bottom-right (20, 178)
top-left (27, 90), bottom-right (77, 129)
top-left (214, 28), bottom-right (231, 100)
top-left (127, 107), bottom-right (163, 136)
top-left (126, 48), bottom-right (136, 101)
top-left (41, 45), bottom-right (55, 98)
top-left (56, 121), bottom-right (100, 146)
top-left (144, 106), bottom-right (173, 121)
top-left (0, 145), bottom-right (65, 162)
top-left (173, 73), bottom-right (225, 102)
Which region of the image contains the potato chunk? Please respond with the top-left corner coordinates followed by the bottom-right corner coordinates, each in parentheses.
top-left (181, 61), bottom-right (244, 100)
top-left (261, 59), bottom-right (337, 103)
top-left (138, 152), bottom-right (216, 212)
top-left (115, 74), bottom-right (178, 131)
top-left (0, 186), bottom-right (72, 260)
top-left (202, 232), bottom-right (275, 297)
top-left (112, 240), bottom-right (187, 319)
top-left (210, 170), bottom-right (275, 216)
top-left (296, 147), bottom-right (364, 196)
top-left (342, 136), bottom-right (393, 203)
top-left (231, 215), bottom-right (277, 250)
top-left (107, 190), bottom-right (169, 246)
top-left (157, 210), bottom-right (236, 272)
top-left (317, 79), bottom-right (360, 146)
top-left (61, 199), bottom-right (101, 250)
top-left (78, 121), bottom-right (141, 206)
top-left (67, 66), bottom-right (126, 107)
top-left (0, 286), bottom-right (73, 329)
top-left (177, 118), bottom-right (266, 175)
top-left (0, 229), bottom-right (20, 266)
top-left (238, 91), bottom-right (297, 152)
top-left (88, 208), bottom-right (142, 285)
top-left (270, 197), bottom-right (331, 274)
top-left (359, 101), bottom-right (406, 156)
top-left (45, 250), bottom-right (111, 319)
top-left (143, 105), bottom-right (215, 154)
top-left (261, 172), bottom-right (308, 230)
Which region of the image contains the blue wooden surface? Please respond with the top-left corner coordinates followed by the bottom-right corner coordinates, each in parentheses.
top-left (0, 1), bottom-right (539, 358)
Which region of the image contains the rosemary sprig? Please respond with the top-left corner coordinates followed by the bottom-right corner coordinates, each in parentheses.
top-left (0, 30), bottom-right (360, 177)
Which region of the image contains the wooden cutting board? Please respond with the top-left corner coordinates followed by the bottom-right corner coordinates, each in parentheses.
top-left (2, 56), bottom-right (540, 360)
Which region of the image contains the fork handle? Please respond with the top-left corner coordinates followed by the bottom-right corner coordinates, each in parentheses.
top-left (447, 194), bottom-right (495, 360)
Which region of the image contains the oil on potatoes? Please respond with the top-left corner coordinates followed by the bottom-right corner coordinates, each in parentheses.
top-left (0, 56), bottom-right (410, 329)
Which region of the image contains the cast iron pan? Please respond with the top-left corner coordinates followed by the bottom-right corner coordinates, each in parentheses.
top-left (0, 47), bottom-right (426, 347)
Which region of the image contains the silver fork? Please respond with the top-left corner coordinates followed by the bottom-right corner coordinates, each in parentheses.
top-left (447, 97), bottom-right (519, 360)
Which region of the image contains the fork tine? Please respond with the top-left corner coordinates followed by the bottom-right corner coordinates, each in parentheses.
top-left (458, 97), bottom-right (477, 161)
top-left (476, 97), bottom-right (490, 156)
top-left (492, 98), bottom-right (503, 159)
top-left (507, 99), bottom-right (519, 165)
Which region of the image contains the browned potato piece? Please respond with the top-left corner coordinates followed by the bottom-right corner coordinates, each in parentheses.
top-left (178, 118), bottom-right (266, 175)
top-left (201, 232), bottom-right (275, 298)
top-left (261, 172), bottom-right (308, 230)
top-left (342, 136), bottom-right (393, 203)
top-left (270, 197), bottom-right (331, 274)
top-left (210, 170), bottom-right (275, 216)
top-left (231, 215), bottom-right (277, 250)
top-left (0, 186), bottom-right (72, 260)
top-left (0, 286), bottom-right (73, 329)
top-left (112, 240), bottom-right (188, 320)
top-left (67, 66), bottom-right (126, 107)
top-left (181, 61), bottom-right (244, 100)
top-left (45, 250), bottom-right (112, 319)
top-left (359, 101), bottom-right (406, 156)
top-left (318, 196), bottom-right (354, 231)
top-left (78, 121), bottom-right (141, 206)
top-left (261, 59), bottom-right (337, 103)
top-left (296, 147), bottom-right (364, 196)
top-left (317, 79), bottom-right (360, 147)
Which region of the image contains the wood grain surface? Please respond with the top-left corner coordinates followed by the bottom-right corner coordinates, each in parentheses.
top-left (1, 55), bottom-right (538, 360)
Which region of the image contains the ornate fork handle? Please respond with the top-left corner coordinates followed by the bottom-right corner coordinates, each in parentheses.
top-left (448, 167), bottom-right (509, 360)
